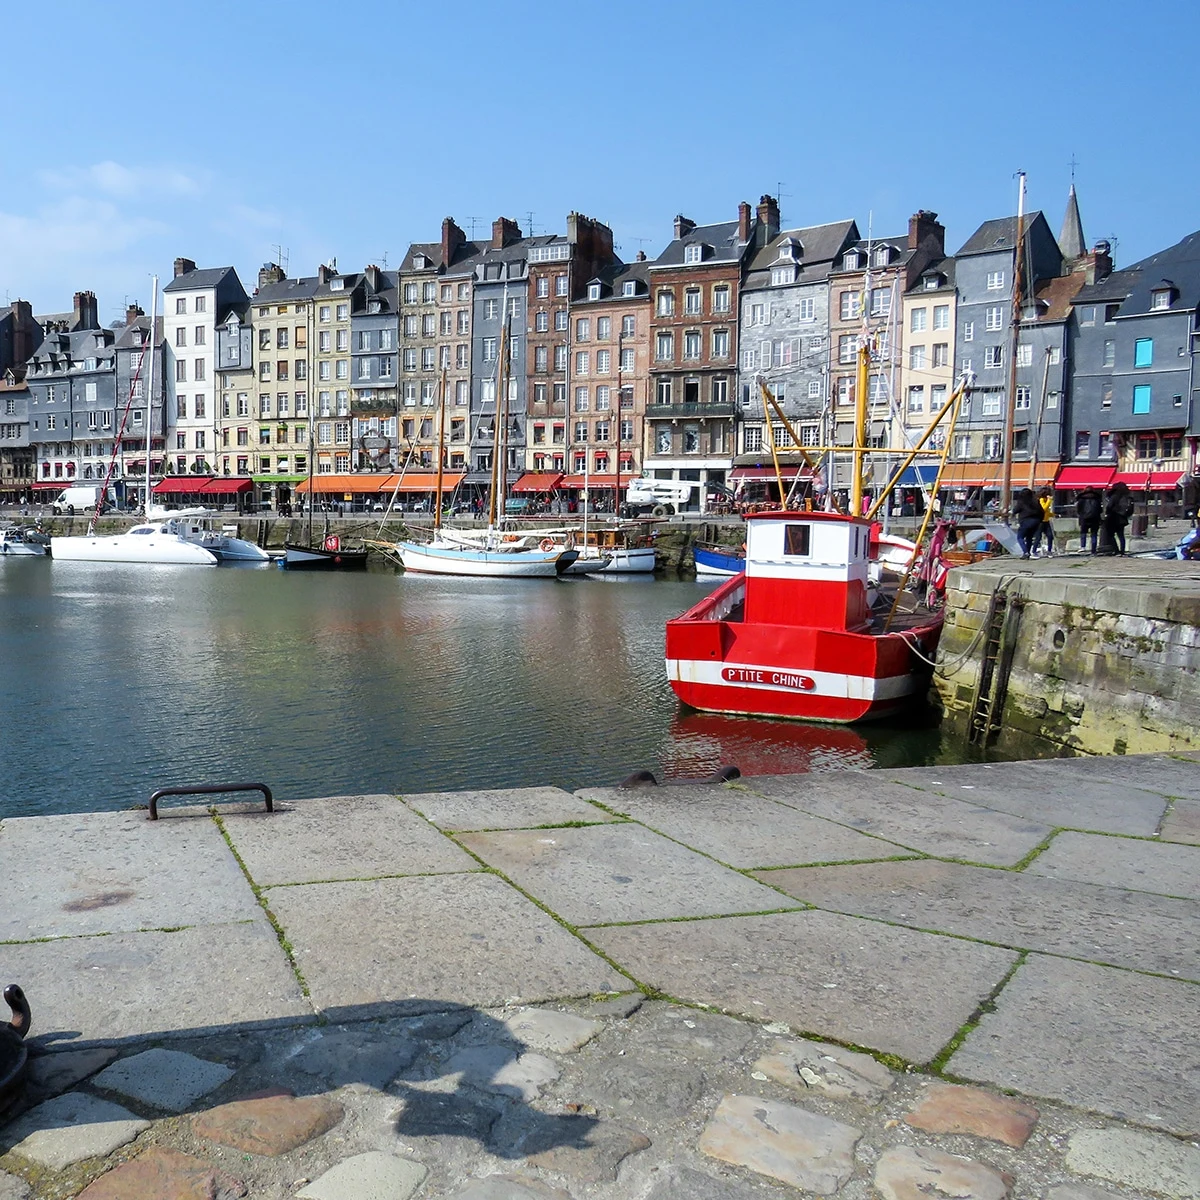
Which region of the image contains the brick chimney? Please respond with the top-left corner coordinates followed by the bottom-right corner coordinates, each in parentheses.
top-left (72, 290), bottom-right (99, 331)
top-left (674, 215), bottom-right (696, 241)
top-left (908, 210), bottom-right (944, 253)
top-left (755, 195), bottom-right (780, 245)
top-left (365, 264), bottom-right (382, 292)
top-left (441, 217), bottom-right (466, 266)
top-left (258, 263), bottom-right (285, 289)
top-left (125, 302), bottom-right (144, 325)
top-left (317, 263), bottom-right (333, 285)
top-left (1075, 241), bottom-right (1115, 286)
top-left (738, 203), bottom-right (752, 243)
top-left (492, 217), bottom-right (521, 249)
top-left (173, 257), bottom-right (196, 279)
top-left (9, 300), bottom-right (38, 364)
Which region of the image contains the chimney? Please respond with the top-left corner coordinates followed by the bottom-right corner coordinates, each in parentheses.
top-left (72, 290), bottom-right (99, 331)
top-left (318, 263), bottom-right (333, 285)
top-left (173, 257), bottom-right (196, 279)
top-left (737, 203), bottom-right (751, 243)
top-left (441, 217), bottom-right (465, 267)
top-left (365, 264), bottom-right (382, 292)
top-left (492, 217), bottom-right (521, 249)
top-left (755, 195), bottom-right (780, 244)
top-left (674, 214), bottom-right (696, 241)
top-left (908, 210), bottom-right (944, 253)
top-left (125, 302), bottom-right (144, 326)
top-left (636, 250), bottom-right (647, 262)
top-left (1078, 241), bottom-right (1114, 285)
top-left (258, 262), bottom-right (285, 289)
top-left (10, 300), bottom-right (37, 363)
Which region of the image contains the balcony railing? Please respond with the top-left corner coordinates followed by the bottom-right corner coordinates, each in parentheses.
top-left (644, 401), bottom-right (736, 420)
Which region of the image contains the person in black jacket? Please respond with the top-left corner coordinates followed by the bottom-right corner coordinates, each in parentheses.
top-left (1013, 488), bottom-right (1043, 559)
top-left (1076, 486), bottom-right (1102, 553)
top-left (1103, 481), bottom-right (1135, 555)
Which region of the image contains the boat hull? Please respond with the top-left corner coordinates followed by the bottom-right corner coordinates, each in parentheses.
top-left (398, 542), bottom-right (577, 577)
top-left (283, 543), bottom-right (369, 570)
top-left (693, 546), bottom-right (743, 576)
top-left (49, 534), bottom-right (219, 565)
top-left (0, 538), bottom-right (47, 557)
top-left (665, 575), bottom-right (942, 724)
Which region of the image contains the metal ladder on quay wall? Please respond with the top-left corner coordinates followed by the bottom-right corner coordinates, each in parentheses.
top-left (967, 587), bottom-right (1025, 746)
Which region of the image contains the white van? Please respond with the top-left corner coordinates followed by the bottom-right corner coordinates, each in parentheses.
top-left (52, 485), bottom-right (113, 516)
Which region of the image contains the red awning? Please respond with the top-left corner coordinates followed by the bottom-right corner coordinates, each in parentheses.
top-left (1054, 465), bottom-right (1116, 490)
top-left (153, 476), bottom-right (216, 495)
top-left (512, 472), bottom-right (564, 493)
top-left (31, 481), bottom-right (62, 490)
top-left (730, 466), bottom-right (813, 483)
top-left (559, 474), bottom-right (626, 490)
top-left (198, 478), bottom-right (254, 495)
top-left (1112, 470), bottom-right (1183, 491)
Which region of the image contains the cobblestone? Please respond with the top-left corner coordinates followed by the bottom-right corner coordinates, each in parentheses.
top-left (75, 1146), bottom-right (246, 1200)
top-left (903, 1083), bottom-right (1039, 1147)
top-left (873, 1145), bottom-right (1013, 1200)
top-left (190, 1089), bottom-right (344, 1156)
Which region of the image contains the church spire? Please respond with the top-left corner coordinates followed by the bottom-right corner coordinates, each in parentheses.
top-left (1059, 182), bottom-right (1086, 261)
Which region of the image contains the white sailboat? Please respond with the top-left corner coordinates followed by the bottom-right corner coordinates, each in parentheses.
top-left (398, 336), bottom-right (578, 577)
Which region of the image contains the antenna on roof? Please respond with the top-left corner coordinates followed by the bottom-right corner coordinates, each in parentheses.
top-left (272, 244), bottom-right (290, 274)
top-left (465, 217), bottom-right (480, 239)
top-left (525, 211), bottom-right (536, 237)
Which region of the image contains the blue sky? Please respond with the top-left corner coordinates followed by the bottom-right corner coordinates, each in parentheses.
top-left (2, 0), bottom-right (1196, 316)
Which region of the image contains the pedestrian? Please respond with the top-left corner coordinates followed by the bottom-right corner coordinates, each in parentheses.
top-left (1036, 487), bottom-right (1055, 556)
top-left (1013, 487), bottom-right (1043, 559)
top-left (1076, 486), bottom-right (1101, 553)
top-left (1103, 481), bottom-right (1135, 555)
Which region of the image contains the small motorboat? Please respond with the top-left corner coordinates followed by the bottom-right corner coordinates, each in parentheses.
top-left (693, 543), bottom-right (744, 577)
top-left (0, 526), bottom-right (50, 557)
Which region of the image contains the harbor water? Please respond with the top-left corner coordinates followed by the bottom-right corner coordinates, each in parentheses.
top-left (0, 559), bottom-right (971, 818)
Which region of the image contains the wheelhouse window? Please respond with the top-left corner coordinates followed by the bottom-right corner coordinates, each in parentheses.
top-left (783, 524), bottom-right (811, 556)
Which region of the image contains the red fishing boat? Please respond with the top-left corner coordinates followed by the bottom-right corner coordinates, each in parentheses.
top-left (665, 509), bottom-right (943, 724)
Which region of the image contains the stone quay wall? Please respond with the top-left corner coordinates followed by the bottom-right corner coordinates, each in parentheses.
top-left (935, 557), bottom-right (1200, 756)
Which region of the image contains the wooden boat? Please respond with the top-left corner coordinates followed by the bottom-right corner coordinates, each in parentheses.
top-left (398, 538), bottom-right (577, 577)
top-left (283, 534), bottom-right (369, 571)
top-left (693, 543), bottom-right (744, 577)
top-left (666, 510), bottom-right (942, 724)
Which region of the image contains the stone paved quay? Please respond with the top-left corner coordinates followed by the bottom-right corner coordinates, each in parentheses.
top-left (1, 755), bottom-right (1197, 1199)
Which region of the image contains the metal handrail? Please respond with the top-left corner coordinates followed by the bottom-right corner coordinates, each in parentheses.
top-left (148, 782), bottom-right (274, 821)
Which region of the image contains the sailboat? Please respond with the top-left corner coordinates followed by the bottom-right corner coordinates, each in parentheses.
top-left (664, 343), bottom-right (954, 724)
top-left (397, 330), bottom-right (579, 578)
top-left (283, 410), bottom-right (368, 571)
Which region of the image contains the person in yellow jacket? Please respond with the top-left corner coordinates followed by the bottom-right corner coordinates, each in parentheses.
top-left (1036, 487), bottom-right (1055, 556)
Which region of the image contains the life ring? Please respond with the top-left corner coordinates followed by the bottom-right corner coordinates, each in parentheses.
top-left (539, 538), bottom-right (556, 552)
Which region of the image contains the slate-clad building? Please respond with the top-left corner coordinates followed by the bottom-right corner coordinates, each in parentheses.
top-left (113, 308), bottom-right (165, 503)
top-left (350, 264), bottom-right (399, 472)
top-left (1067, 228), bottom-right (1200, 496)
top-left (737, 212), bottom-right (857, 484)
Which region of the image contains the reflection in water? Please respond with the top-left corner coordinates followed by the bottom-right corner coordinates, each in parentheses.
top-left (1, 560), bottom-right (966, 818)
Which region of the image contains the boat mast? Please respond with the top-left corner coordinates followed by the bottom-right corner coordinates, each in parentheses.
top-left (433, 366), bottom-right (448, 538)
top-left (1000, 170), bottom-right (1027, 521)
top-left (142, 275), bottom-right (158, 520)
top-left (487, 316), bottom-right (508, 533)
top-left (850, 341), bottom-right (870, 517)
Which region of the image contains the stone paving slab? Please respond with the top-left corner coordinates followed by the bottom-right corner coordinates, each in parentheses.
top-left (223, 793), bottom-right (476, 885)
top-left (0, 922), bottom-right (310, 1046)
top-left (0, 1092), bottom-right (149, 1169)
top-left (740, 772), bottom-right (1053, 866)
top-left (588, 909), bottom-right (1018, 1063)
top-left (876, 762), bottom-right (1169, 836)
top-left (297, 1150), bottom-right (427, 1199)
top-left (0, 810), bottom-right (259, 941)
top-left (575, 784), bottom-right (908, 869)
top-left (1024, 752), bottom-right (1200, 800)
top-left (1162, 798), bottom-right (1200, 844)
top-left (1026, 830), bottom-right (1200, 898)
top-left (759, 858), bottom-right (1200, 977)
top-left (949, 954), bottom-right (1200, 1137)
top-left (265, 872), bottom-right (626, 1018)
top-left (1065, 1128), bottom-right (1200, 1198)
top-left (403, 786), bottom-right (616, 832)
top-left (456, 824), bottom-right (796, 926)
top-left (91, 1047), bottom-right (234, 1112)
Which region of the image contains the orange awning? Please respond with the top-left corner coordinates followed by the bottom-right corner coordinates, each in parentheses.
top-left (939, 462), bottom-right (1058, 489)
top-left (296, 473), bottom-right (466, 495)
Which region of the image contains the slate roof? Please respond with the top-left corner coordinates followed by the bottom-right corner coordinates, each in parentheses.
top-left (575, 257), bottom-right (647, 305)
top-left (400, 243), bottom-right (441, 273)
top-left (744, 220), bottom-right (859, 290)
top-left (956, 213), bottom-right (1045, 257)
top-left (649, 220), bottom-right (746, 269)
top-left (1059, 185), bottom-right (1086, 260)
top-left (29, 327), bottom-right (116, 369)
top-left (254, 276), bottom-right (321, 304)
top-left (828, 235), bottom-right (912, 276)
top-left (313, 272), bottom-right (362, 300)
top-left (906, 256), bottom-right (957, 295)
top-left (1119, 229), bottom-right (1200, 316)
top-left (163, 266), bottom-right (239, 293)
top-left (113, 315), bottom-right (163, 350)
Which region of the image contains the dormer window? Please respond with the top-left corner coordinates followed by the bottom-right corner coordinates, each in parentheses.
top-left (329, 277), bottom-right (345, 291)
top-left (923, 275), bottom-right (940, 290)
top-left (1151, 287), bottom-right (1173, 311)
top-left (588, 283), bottom-right (601, 301)
top-left (843, 252), bottom-right (860, 271)
top-left (683, 244), bottom-right (703, 265)
top-left (622, 281), bottom-right (637, 297)
top-left (412, 254), bottom-right (428, 270)
top-left (873, 246), bottom-right (890, 267)
top-left (368, 300), bottom-right (381, 314)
